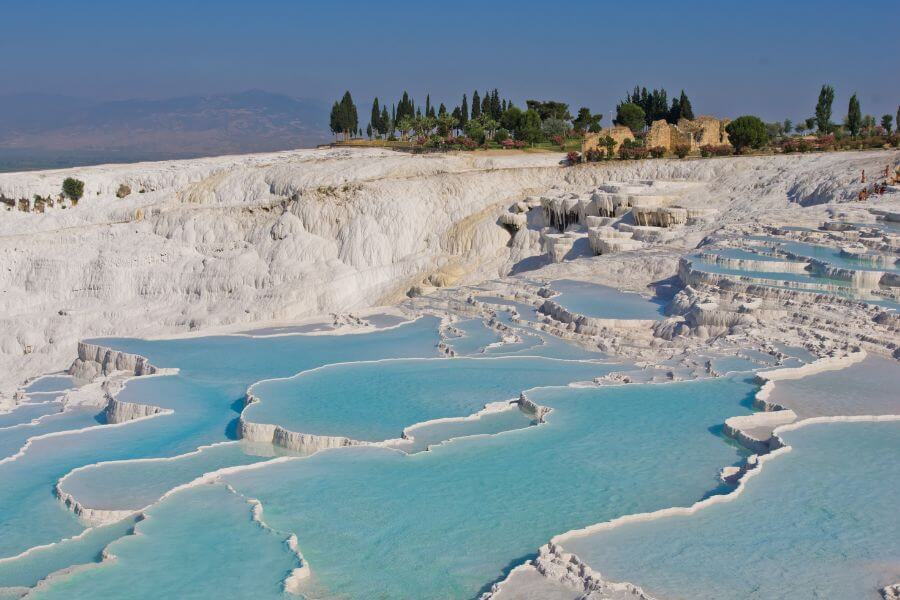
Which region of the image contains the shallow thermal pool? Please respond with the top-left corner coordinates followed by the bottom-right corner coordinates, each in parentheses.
top-left (561, 420), bottom-right (900, 600)
top-left (549, 279), bottom-right (666, 319)
top-left (28, 376), bottom-right (756, 599)
top-left (3, 299), bottom-right (893, 600)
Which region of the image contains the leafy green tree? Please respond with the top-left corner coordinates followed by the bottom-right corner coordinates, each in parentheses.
top-left (614, 102), bottom-right (645, 133)
top-left (438, 103), bottom-right (447, 117)
top-left (518, 109), bottom-right (543, 143)
top-left (366, 123), bottom-right (373, 138)
top-left (882, 114), bottom-right (894, 135)
top-left (481, 91), bottom-right (491, 119)
top-left (525, 100), bottom-right (571, 121)
top-left (501, 106), bottom-right (524, 134)
top-left (622, 86), bottom-right (668, 125)
top-left (451, 107), bottom-right (463, 134)
top-left (437, 113), bottom-right (458, 137)
top-left (572, 107), bottom-right (602, 133)
top-left (602, 135), bottom-right (616, 159)
top-left (846, 93), bottom-right (862, 137)
top-left (396, 116), bottom-right (414, 140)
top-left (62, 177), bottom-right (85, 201)
top-left (862, 114), bottom-right (876, 135)
top-left (541, 117), bottom-right (570, 140)
top-left (782, 119), bottom-right (793, 136)
top-left (804, 117), bottom-right (817, 132)
top-left (765, 122), bottom-right (784, 140)
top-left (815, 84), bottom-right (835, 133)
top-left (459, 94), bottom-right (469, 127)
top-left (725, 115), bottom-right (768, 152)
top-left (413, 115), bottom-right (436, 138)
top-left (464, 119), bottom-right (485, 144)
top-left (494, 128), bottom-right (509, 143)
top-left (471, 90), bottom-right (481, 120)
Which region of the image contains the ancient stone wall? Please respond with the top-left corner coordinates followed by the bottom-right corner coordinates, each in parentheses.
top-left (644, 116), bottom-right (732, 153)
top-left (582, 126), bottom-right (635, 156)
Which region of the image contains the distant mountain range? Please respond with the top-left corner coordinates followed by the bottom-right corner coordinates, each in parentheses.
top-left (0, 90), bottom-right (331, 171)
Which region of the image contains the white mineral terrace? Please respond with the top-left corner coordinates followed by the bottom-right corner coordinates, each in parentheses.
top-left (1, 147), bottom-right (899, 599)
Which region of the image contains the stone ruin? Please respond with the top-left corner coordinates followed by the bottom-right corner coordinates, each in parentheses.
top-left (581, 126), bottom-right (635, 157)
top-left (645, 115), bottom-right (731, 153)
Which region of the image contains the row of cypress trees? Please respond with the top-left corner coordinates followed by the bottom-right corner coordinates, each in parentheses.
top-left (616, 86), bottom-right (695, 129)
top-left (332, 89), bottom-right (517, 139)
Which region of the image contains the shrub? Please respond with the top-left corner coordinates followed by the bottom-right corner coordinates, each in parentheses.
top-left (815, 133), bottom-right (836, 151)
top-left (674, 144), bottom-right (691, 158)
top-left (551, 134), bottom-right (566, 147)
top-left (619, 145), bottom-right (649, 160)
top-left (62, 178), bottom-right (85, 202)
top-left (725, 116), bottom-right (768, 153)
top-left (585, 148), bottom-right (606, 162)
top-left (464, 121), bottom-right (485, 145)
top-left (648, 146), bottom-right (666, 158)
top-left (700, 144), bottom-right (733, 157)
top-left (566, 151), bottom-right (581, 165)
top-left (116, 184), bottom-right (131, 198)
top-left (494, 128), bottom-right (510, 144)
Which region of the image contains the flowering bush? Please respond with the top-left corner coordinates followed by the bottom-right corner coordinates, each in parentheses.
top-left (700, 144), bottom-right (733, 157)
top-left (648, 146), bottom-right (666, 158)
top-left (585, 148), bottom-right (606, 162)
top-left (619, 145), bottom-right (650, 160)
top-left (673, 144), bottom-right (691, 158)
top-left (552, 134), bottom-right (566, 147)
top-left (815, 134), bottom-right (836, 150)
top-left (566, 151), bottom-right (581, 165)
top-left (781, 139), bottom-right (810, 153)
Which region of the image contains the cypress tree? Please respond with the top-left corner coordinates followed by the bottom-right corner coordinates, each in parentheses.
top-left (481, 91), bottom-right (491, 119)
top-left (490, 89), bottom-right (501, 120)
top-left (460, 94), bottom-right (469, 125)
top-left (370, 98), bottom-right (381, 136)
top-left (438, 103), bottom-right (447, 116)
top-left (380, 106), bottom-right (391, 137)
top-left (815, 84), bottom-right (835, 133)
top-left (846, 93), bottom-right (861, 137)
top-left (425, 94), bottom-right (431, 119)
top-left (339, 91), bottom-right (358, 138)
top-left (679, 91), bottom-right (694, 121)
top-left (329, 101), bottom-right (340, 137)
top-left (471, 90), bottom-right (481, 119)
top-left (668, 98), bottom-right (681, 124)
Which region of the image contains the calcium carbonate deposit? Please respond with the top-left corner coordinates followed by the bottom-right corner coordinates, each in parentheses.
top-left (1, 147), bottom-right (898, 599)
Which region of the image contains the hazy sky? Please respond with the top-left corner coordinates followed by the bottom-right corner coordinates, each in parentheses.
top-left (5, 0), bottom-right (898, 122)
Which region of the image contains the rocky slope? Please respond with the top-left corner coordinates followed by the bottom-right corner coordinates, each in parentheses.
top-left (0, 148), bottom-right (895, 397)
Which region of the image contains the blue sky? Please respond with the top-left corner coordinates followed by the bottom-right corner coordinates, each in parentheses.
top-left (4, 0), bottom-right (898, 122)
